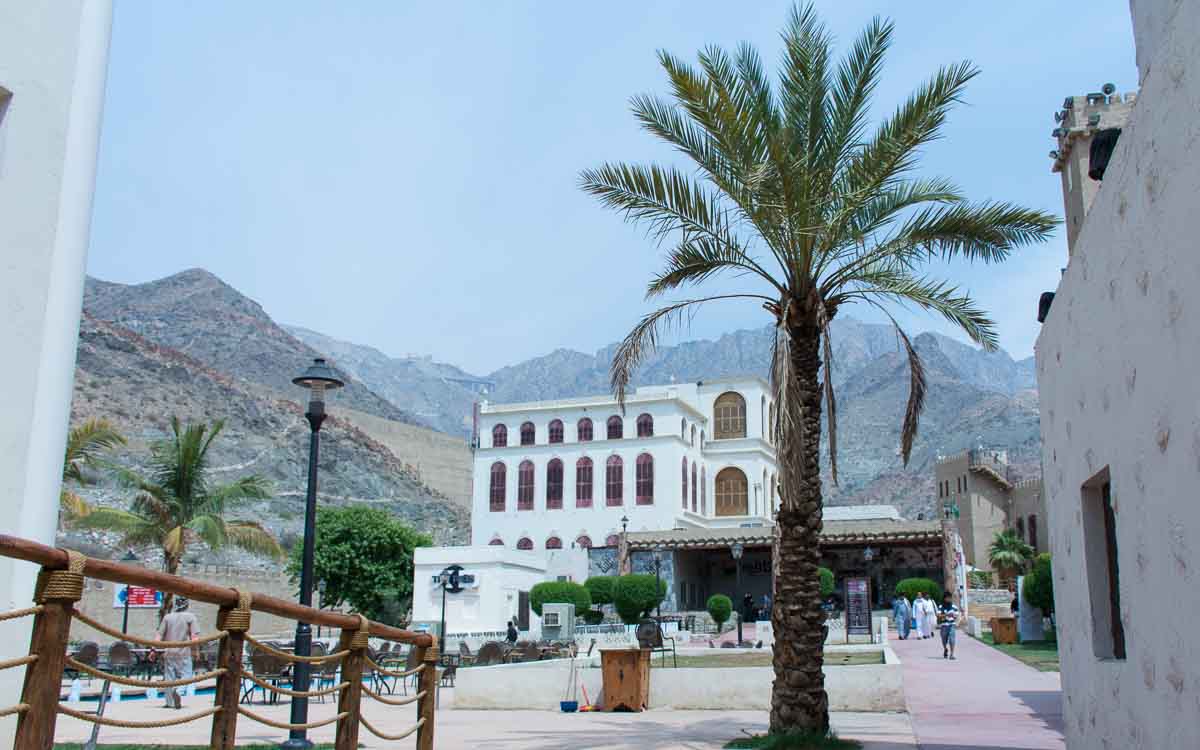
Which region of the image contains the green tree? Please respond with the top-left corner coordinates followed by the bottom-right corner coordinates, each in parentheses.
top-left (581, 3), bottom-right (1056, 733)
top-left (530, 581), bottom-right (592, 617)
top-left (59, 418), bottom-right (126, 524)
top-left (707, 594), bottom-right (733, 630)
top-left (585, 576), bottom-right (617, 606)
top-left (817, 567), bottom-right (835, 598)
top-left (288, 505), bottom-right (431, 625)
top-left (894, 577), bottom-right (943, 603)
top-left (989, 529), bottom-right (1034, 584)
top-left (73, 417), bottom-right (279, 618)
top-left (613, 573), bottom-right (667, 624)
top-left (1022, 553), bottom-right (1054, 615)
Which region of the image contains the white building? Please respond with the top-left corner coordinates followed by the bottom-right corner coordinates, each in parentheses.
top-left (470, 378), bottom-right (779, 553)
top-left (1037, 0), bottom-right (1200, 746)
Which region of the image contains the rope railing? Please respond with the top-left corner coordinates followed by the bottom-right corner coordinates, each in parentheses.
top-left (0, 606), bottom-right (42, 623)
top-left (237, 706), bottom-right (348, 731)
top-left (64, 656), bottom-right (225, 688)
top-left (71, 608), bottom-right (228, 647)
top-left (366, 656), bottom-right (427, 678)
top-left (364, 685), bottom-right (426, 706)
top-left (58, 703), bottom-right (221, 728)
top-left (361, 715), bottom-right (426, 741)
top-left (0, 655), bottom-right (37, 671)
top-left (244, 633), bottom-right (349, 664)
top-left (241, 671), bottom-right (349, 698)
top-left (0, 704), bottom-right (28, 720)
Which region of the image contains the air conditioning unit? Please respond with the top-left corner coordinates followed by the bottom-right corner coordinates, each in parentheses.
top-left (541, 603), bottom-right (575, 642)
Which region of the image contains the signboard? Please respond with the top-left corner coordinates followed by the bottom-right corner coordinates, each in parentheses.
top-left (113, 586), bottom-right (162, 609)
top-left (844, 577), bottom-right (872, 637)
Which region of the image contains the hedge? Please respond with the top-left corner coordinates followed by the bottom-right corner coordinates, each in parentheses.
top-left (707, 594), bottom-right (733, 629)
top-left (613, 573), bottom-right (666, 624)
top-left (584, 576), bottom-right (617, 606)
top-left (529, 581), bottom-right (591, 617)
top-left (1022, 553), bottom-right (1054, 614)
top-left (818, 566), bottom-right (835, 597)
top-left (894, 577), bottom-right (943, 603)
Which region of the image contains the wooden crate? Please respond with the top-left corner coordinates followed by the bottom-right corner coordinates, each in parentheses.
top-left (601, 648), bottom-right (650, 712)
top-left (991, 616), bottom-right (1018, 644)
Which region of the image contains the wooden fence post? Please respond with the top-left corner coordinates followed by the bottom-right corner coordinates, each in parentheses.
top-left (15, 552), bottom-right (86, 750)
top-left (210, 591), bottom-right (251, 750)
top-left (334, 615), bottom-right (368, 750)
top-left (416, 641), bottom-right (438, 750)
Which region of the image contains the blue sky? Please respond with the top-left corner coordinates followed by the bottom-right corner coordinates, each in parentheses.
top-left (88, 1), bottom-right (1136, 374)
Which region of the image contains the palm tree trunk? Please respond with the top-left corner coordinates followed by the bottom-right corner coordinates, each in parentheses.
top-left (158, 553), bottom-right (180, 621)
top-left (769, 325), bottom-right (830, 735)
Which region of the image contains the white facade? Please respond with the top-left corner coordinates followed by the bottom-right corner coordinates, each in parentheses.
top-left (470, 378), bottom-right (778, 551)
top-left (0, 2), bottom-right (112, 744)
top-left (1037, 1), bottom-right (1199, 747)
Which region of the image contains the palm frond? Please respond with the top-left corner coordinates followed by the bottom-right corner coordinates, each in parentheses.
top-left (71, 506), bottom-right (145, 534)
top-left (893, 321), bottom-right (926, 466)
top-left (162, 526), bottom-right (187, 559)
top-left (225, 521), bottom-right (285, 560)
top-left (821, 324), bottom-right (838, 486)
top-left (824, 15), bottom-right (892, 173)
top-left (188, 514), bottom-right (226, 550)
top-left (63, 418), bottom-right (126, 484)
top-left (206, 475), bottom-right (273, 510)
top-left (60, 490), bottom-right (94, 522)
top-left (892, 200), bottom-right (1060, 264)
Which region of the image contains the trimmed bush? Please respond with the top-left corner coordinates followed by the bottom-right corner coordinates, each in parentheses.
top-left (894, 577), bottom-right (943, 603)
top-left (1022, 553), bottom-right (1054, 615)
top-left (613, 573), bottom-right (666, 624)
top-left (580, 609), bottom-right (605, 625)
top-left (967, 569), bottom-right (993, 589)
top-left (707, 594), bottom-right (733, 629)
top-left (529, 581), bottom-right (591, 617)
top-left (818, 567), bottom-right (835, 597)
top-left (584, 575), bottom-right (617, 606)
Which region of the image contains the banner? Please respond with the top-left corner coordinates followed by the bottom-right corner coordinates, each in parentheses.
top-left (113, 585), bottom-right (162, 609)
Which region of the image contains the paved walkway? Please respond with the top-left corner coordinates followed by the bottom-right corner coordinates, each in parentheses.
top-left (890, 631), bottom-right (1065, 749)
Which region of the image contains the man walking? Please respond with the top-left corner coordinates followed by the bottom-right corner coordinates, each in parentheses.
top-left (156, 597), bottom-right (199, 708)
top-left (891, 594), bottom-right (912, 640)
top-left (915, 592), bottom-right (936, 639)
top-left (938, 592), bottom-right (962, 659)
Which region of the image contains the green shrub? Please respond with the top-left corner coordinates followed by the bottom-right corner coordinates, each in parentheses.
top-left (967, 569), bottom-right (993, 589)
top-left (613, 574), bottom-right (666, 624)
top-left (818, 567), bottom-right (835, 597)
top-left (580, 609), bottom-right (605, 625)
top-left (894, 577), bottom-right (943, 603)
top-left (584, 575), bottom-right (617, 606)
top-left (1022, 553), bottom-right (1054, 614)
top-left (529, 581), bottom-right (591, 617)
top-left (707, 594), bottom-right (733, 629)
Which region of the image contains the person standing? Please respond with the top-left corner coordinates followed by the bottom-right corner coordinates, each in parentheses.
top-left (914, 592), bottom-right (935, 639)
top-left (156, 597), bottom-right (199, 709)
top-left (922, 593), bottom-right (939, 639)
top-left (891, 594), bottom-right (912, 640)
top-left (938, 593), bottom-right (962, 659)
top-left (505, 620), bottom-right (518, 644)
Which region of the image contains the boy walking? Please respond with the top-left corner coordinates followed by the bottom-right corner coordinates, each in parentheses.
top-left (937, 593), bottom-right (962, 660)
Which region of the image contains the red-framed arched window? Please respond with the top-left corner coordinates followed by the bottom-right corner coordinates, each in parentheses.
top-left (546, 458), bottom-right (563, 509)
top-left (516, 537), bottom-right (533, 551)
top-left (488, 537), bottom-right (504, 546)
top-left (691, 463), bottom-right (697, 511)
top-left (545, 536), bottom-right (563, 549)
top-left (681, 458), bottom-right (688, 508)
top-left (520, 422), bottom-right (535, 446)
top-left (636, 413), bottom-right (653, 437)
top-left (577, 418), bottom-right (593, 442)
top-left (517, 460), bottom-right (534, 510)
top-left (575, 457), bottom-right (593, 508)
top-left (606, 455), bottom-right (623, 506)
top-left (605, 534), bottom-right (620, 547)
top-left (548, 419), bottom-right (564, 444)
top-left (489, 462), bottom-right (506, 511)
top-left (607, 415), bottom-right (623, 440)
top-left (575, 535), bottom-right (593, 549)
top-left (636, 453), bottom-right (654, 505)
top-left (492, 424), bottom-right (508, 448)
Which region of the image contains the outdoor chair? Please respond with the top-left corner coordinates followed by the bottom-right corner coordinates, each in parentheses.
top-left (636, 622), bottom-right (677, 667)
top-left (458, 641), bottom-right (476, 666)
top-left (314, 646), bottom-right (340, 703)
top-left (440, 664), bottom-right (457, 688)
top-left (510, 640), bottom-right (541, 663)
top-left (106, 641), bottom-right (134, 676)
top-left (243, 650), bottom-right (289, 704)
top-left (65, 641), bottom-right (99, 683)
top-left (473, 641), bottom-right (507, 667)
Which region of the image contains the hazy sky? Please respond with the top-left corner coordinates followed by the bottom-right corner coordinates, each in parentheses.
top-left (88, 1), bottom-right (1137, 374)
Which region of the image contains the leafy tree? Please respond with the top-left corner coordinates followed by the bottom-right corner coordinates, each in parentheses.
top-left (989, 529), bottom-right (1034, 583)
top-left (585, 575), bottom-right (617, 606)
top-left (59, 418), bottom-right (126, 523)
top-left (581, 3), bottom-right (1055, 732)
top-left (72, 418), bottom-right (278, 618)
top-left (613, 573), bottom-right (667, 624)
top-left (894, 577), bottom-right (943, 603)
top-left (1022, 553), bottom-right (1054, 615)
top-left (289, 505), bottom-right (431, 625)
top-left (817, 567), bottom-right (835, 598)
top-left (530, 581), bottom-right (592, 617)
top-left (707, 594), bottom-right (733, 630)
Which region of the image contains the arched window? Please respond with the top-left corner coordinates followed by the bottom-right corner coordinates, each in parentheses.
top-left (546, 536), bottom-right (563, 549)
top-left (691, 463), bottom-right (697, 511)
top-left (636, 454), bottom-right (654, 505)
top-left (700, 429), bottom-right (705, 447)
top-left (492, 424), bottom-right (508, 448)
top-left (681, 418), bottom-right (686, 440)
top-left (548, 419), bottom-right (564, 444)
top-left (575, 457), bottom-right (593, 508)
top-left (546, 458), bottom-right (563, 509)
top-left (762, 469), bottom-right (768, 516)
top-left (769, 403), bottom-right (776, 443)
top-left (771, 472), bottom-right (777, 511)
top-left (713, 392), bottom-right (747, 439)
top-left (577, 418), bottom-right (593, 442)
top-left (1015, 517), bottom-right (1026, 540)
top-left (517, 460), bottom-right (534, 510)
top-left (715, 467), bottom-right (749, 516)
top-left (761, 396), bottom-right (766, 437)
top-left (681, 458), bottom-right (688, 509)
top-left (636, 413), bottom-right (653, 437)
top-left (575, 535), bottom-right (593, 549)
top-left (605, 534), bottom-right (620, 547)
top-left (1028, 515), bottom-right (1039, 550)
top-left (520, 421), bottom-right (535, 446)
top-left (607, 415), bottom-right (623, 440)
top-left (690, 425), bottom-right (696, 447)
top-left (606, 455), bottom-right (623, 506)
top-left (516, 537), bottom-right (533, 551)
top-left (489, 462), bottom-right (506, 511)
top-left (701, 466), bottom-right (707, 514)
top-left (489, 537), bottom-right (504, 546)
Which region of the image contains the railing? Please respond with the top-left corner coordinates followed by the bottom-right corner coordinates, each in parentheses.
top-left (0, 534), bottom-right (437, 750)
top-left (967, 448), bottom-right (1013, 486)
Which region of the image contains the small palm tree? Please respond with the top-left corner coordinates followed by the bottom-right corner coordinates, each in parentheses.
top-left (989, 529), bottom-right (1034, 584)
top-left (581, 3), bottom-right (1056, 735)
top-left (60, 418), bottom-right (127, 523)
top-left (74, 417), bottom-right (281, 617)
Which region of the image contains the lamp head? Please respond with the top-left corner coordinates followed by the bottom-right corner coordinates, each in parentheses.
top-left (731, 542), bottom-right (744, 560)
top-left (293, 358), bottom-right (345, 405)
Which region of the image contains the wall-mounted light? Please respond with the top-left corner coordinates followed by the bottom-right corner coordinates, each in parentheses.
top-left (1088, 113), bottom-right (1102, 127)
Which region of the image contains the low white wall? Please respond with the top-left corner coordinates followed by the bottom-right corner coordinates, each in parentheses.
top-left (453, 655), bottom-right (602, 710)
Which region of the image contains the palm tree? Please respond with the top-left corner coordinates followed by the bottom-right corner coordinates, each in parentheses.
top-left (989, 529), bottom-right (1034, 585)
top-left (60, 418), bottom-right (127, 523)
top-left (74, 417), bottom-right (282, 617)
top-left (580, 4), bottom-right (1056, 734)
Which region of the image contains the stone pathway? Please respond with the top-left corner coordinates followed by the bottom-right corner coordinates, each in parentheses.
top-left (890, 631), bottom-right (1065, 749)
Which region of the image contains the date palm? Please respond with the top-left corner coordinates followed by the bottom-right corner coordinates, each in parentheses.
top-left (60, 418), bottom-right (126, 523)
top-left (989, 529), bottom-right (1035, 584)
top-left (74, 417), bottom-right (281, 617)
top-left (581, 4), bottom-right (1056, 734)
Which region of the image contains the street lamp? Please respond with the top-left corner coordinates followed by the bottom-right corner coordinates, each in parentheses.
top-left (652, 545), bottom-right (664, 622)
top-left (120, 549), bottom-right (138, 634)
top-left (283, 358), bottom-right (344, 750)
top-left (621, 515), bottom-right (629, 535)
top-left (731, 542), bottom-right (744, 646)
top-left (437, 566), bottom-right (464, 657)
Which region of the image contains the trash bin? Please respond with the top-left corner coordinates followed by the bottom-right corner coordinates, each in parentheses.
top-left (991, 616), bottom-right (1018, 644)
top-left (601, 648), bottom-right (650, 712)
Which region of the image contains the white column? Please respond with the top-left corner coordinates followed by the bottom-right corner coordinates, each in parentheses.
top-left (0, 1), bottom-right (112, 742)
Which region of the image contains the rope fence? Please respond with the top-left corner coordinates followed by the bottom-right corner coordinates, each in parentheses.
top-left (0, 704), bottom-right (28, 720)
top-left (244, 634), bottom-right (349, 664)
top-left (364, 685), bottom-right (425, 706)
top-left (237, 706), bottom-right (348, 731)
top-left (64, 657), bottom-right (225, 688)
top-left (71, 608), bottom-right (228, 648)
top-left (361, 715), bottom-right (425, 741)
top-left (58, 703), bottom-right (221, 728)
top-left (241, 671), bottom-right (349, 698)
top-left (0, 655), bottom-right (37, 671)
top-left (366, 657), bottom-right (426, 678)
top-left (0, 606), bottom-right (42, 623)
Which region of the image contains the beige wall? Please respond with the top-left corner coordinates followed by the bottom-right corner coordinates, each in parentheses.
top-left (1010, 479), bottom-right (1048, 555)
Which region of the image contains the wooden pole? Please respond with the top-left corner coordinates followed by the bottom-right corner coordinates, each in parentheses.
top-left (14, 585), bottom-right (77, 748)
top-left (415, 643), bottom-right (438, 750)
top-left (333, 625), bottom-right (364, 750)
top-left (209, 605), bottom-right (246, 750)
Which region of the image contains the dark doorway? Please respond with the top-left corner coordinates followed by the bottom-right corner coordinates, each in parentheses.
top-left (517, 590), bottom-right (530, 631)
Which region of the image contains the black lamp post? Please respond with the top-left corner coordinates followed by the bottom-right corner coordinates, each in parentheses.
top-left (282, 358), bottom-right (344, 750)
top-left (315, 580), bottom-right (326, 639)
top-left (652, 545), bottom-right (664, 622)
top-left (120, 549), bottom-right (138, 634)
top-left (731, 542), bottom-right (744, 646)
top-left (437, 566), bottom-right (464, 658)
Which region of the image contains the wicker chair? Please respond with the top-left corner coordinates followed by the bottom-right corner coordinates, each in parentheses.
top-left (106, 641), bottom-right (134, 676)
top-left (65, 642), bottom-right (99, 683)
top-left (473, 641), bottom-right (507, 667)
top-left (243, 650), bottom-right (289, 704)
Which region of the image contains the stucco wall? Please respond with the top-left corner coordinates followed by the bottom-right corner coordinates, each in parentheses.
top-left (1036, 0), bottom-right (1200, 746)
